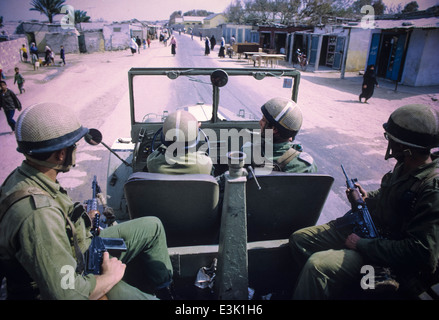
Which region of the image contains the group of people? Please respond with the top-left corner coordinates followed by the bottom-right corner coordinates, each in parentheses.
top-left (130, 36), bottom-right (152, 55)
top-left (26, 43), bottom-right (66, 69)
top-left (0, 67), bottom-right (438, 300)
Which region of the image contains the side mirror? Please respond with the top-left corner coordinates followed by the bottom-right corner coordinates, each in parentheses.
top-left (85, 128), bottom-right (131, 167)
top-left (85, 128), bottom-right (103, 146)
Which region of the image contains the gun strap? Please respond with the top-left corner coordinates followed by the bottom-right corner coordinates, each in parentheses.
top-left (0, 186), bottom-right (86, 274)
top-left (276, 147), bottom-right (300, 171)
top-left (0, 187), bottom-right (48, 224)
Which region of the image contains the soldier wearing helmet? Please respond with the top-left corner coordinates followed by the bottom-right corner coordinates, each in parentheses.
top-left (147, 110), bottom-right (213, 175)
top-left (0, 103), bottom-right (173, 300)
top-left (290, 104), bottom-right (439, 299)
top-left (245, 97), bottom-right (317, 173)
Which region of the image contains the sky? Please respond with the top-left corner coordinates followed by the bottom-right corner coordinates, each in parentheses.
top-left (1, 0), bottom-right (438, 22)
top-left (0, 0), bottom-right (235, 22)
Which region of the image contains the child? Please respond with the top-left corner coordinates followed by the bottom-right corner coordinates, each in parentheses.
top-left (14, 67), bottom-right (25, 94)
top-left (60, 45), bottom-right (66, 65)
top-left (21, 44), bottom-right (28, 63)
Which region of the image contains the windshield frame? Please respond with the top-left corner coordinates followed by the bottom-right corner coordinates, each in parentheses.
top-left (128, 67), bottom-right (301, 126)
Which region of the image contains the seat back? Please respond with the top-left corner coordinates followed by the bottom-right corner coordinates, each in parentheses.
top-left (124, 172), bottom-right (220, 247)
top-left (246, 172), bottom-right (334, 242)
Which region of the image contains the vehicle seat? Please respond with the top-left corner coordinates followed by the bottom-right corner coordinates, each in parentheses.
top-left (123, 172), bottom-right (220, 247)
top-left (246, 172), bottom-right (334, 242)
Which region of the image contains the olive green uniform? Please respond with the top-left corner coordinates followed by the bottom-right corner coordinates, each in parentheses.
top-left (0, 161), bottom-right (173, 300)
top-left (271, 142), bottom-right (317, 173)
top-left (290, 156), bottom-right (439, 299)
top-left (243, 141), bottom-right (317, 173)
top-left (147, 145), bottom-right (213, 175)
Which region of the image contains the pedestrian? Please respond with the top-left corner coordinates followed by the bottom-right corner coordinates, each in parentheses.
top-left (204, 36), bottom-right (210, 56)
top-left (170, 35), bottom-right (177, 56)
top-left (359, 64), bottom-right (379, 103)
top-left (147, 37), bottom-right (151, 48)
top-left (130, 37), bottom-right (138, 55)
top-left (60, 45), bottom-right (66, 65)
top-left (20, 44), bottom-right (28, 63)
top-left (290, 104), bottom-right (439, 299)
top-left (218, 37), bottom-right (226, 58)
top-left (210, 35), bottom-right (216, 51)
top-left (44, 46), bottom-right (52, 66)
top-left (30, 43), bottom-right (39, 70)
top-left (14, 67), bottom-right (25, 94)
top-left (142, 38), bottom-right (146, 50)
top-left (0, 102), bottom-right (174, 300)
top-left (136, 36), bottom-right (141, 53)
top-left (0, 64), bottom-right (5, 80)
top-left (0, 80), bottom-right (22, 133)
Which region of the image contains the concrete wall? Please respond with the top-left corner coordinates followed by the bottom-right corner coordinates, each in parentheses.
top-left (103, 23), bottom-right (131, 50)
top-left (0, 36), bottom-right (27, 74)
top-left (45, 32), bottom-right (79, 54)
top-left (83, 31), bottom-right (105, 53)
top-left (403, 28), bottom-right (439, 86)
top-left (345, 28), bottom-right (370, 72)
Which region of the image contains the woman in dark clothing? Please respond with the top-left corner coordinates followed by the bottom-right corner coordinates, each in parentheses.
top-left (359, 65), bottom-right (379, 103)
top-left (204, 37), bottom-right (210, 56)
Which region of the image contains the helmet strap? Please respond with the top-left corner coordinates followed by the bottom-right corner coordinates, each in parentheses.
top-left (25, 145), bottom-right (77, 173)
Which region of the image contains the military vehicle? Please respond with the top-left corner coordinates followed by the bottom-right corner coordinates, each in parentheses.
top-left (91, 67), bottom-right (335, 300)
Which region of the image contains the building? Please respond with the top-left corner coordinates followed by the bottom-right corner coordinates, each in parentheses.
top-left (203, 13), bottom-right (227, 29)
top-left (363, 17), bottom-right (439, 86)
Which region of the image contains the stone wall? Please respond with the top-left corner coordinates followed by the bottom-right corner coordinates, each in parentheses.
top-left (45, 32), bottom-right (80, 54)
top-left (0, 36), bottom-right (28, 74)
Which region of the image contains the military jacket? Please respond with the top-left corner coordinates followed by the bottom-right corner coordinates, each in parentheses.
top-left (357, 157), bottom-right (439, 286)
top-left (243, 140), bottom-right (317, 173)
top-left (0, 161), bottom-right (96, 299)
top-left (271, 142), bottom-right (317, 173)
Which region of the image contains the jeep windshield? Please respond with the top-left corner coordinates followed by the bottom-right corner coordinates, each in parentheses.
top-left (128, 68), bottom-right (300, 124)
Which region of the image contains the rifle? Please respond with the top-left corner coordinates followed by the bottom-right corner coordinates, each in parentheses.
top-left (84, 176), bottom-right (127, 275)
top-left (336, 165), bottom-right (379, 239)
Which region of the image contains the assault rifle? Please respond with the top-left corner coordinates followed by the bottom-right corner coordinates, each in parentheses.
top-left (84, 176), bottom-right (127, 275)
top-left (336, 165), bottom-right (379, 239)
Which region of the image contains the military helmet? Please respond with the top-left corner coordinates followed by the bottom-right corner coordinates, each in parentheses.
top-left (15, 102), bottom-right (89, 155)
top-left (261, 97), bottom-right (303, 138)
top-left (162, 110), bottom-right (199, 146)
top-left (383, 104), bottom-right (439, 149)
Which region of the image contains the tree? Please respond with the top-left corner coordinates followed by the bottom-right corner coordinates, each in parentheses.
top-left (224, 1), bottom-right (245, 24)
top-left (75, 10), bottom-right (91, 23)
top-left (402, 1), bottom-right (419, 13)
top-left (29, 0), bottom-right (66, 23)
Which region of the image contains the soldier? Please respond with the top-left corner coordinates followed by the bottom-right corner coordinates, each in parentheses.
top-left (244, 97), bottom-right (317, 173)
top-left (147, 110), bottom-right (213, 175)
top-left (0, 103), bottom-right (173, 299)
top-left (290, 104), bottom-right (439, 299)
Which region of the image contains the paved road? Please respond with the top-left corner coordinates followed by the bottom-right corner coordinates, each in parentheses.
top-left (1, 32), bottom-right (438, 224)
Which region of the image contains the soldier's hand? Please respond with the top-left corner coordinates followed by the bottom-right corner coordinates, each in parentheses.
top-left (101, 252), bottom-right (125, 282)
top-left (90, 252), bottom-right (126, 300)
top-left (345, 233), bottom-right (361, 250)
top-left (346, 183), bottom-right (367, 202)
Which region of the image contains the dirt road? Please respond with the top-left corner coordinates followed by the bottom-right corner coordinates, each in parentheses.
top-left (1, 33), bottom-right (438, 223)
